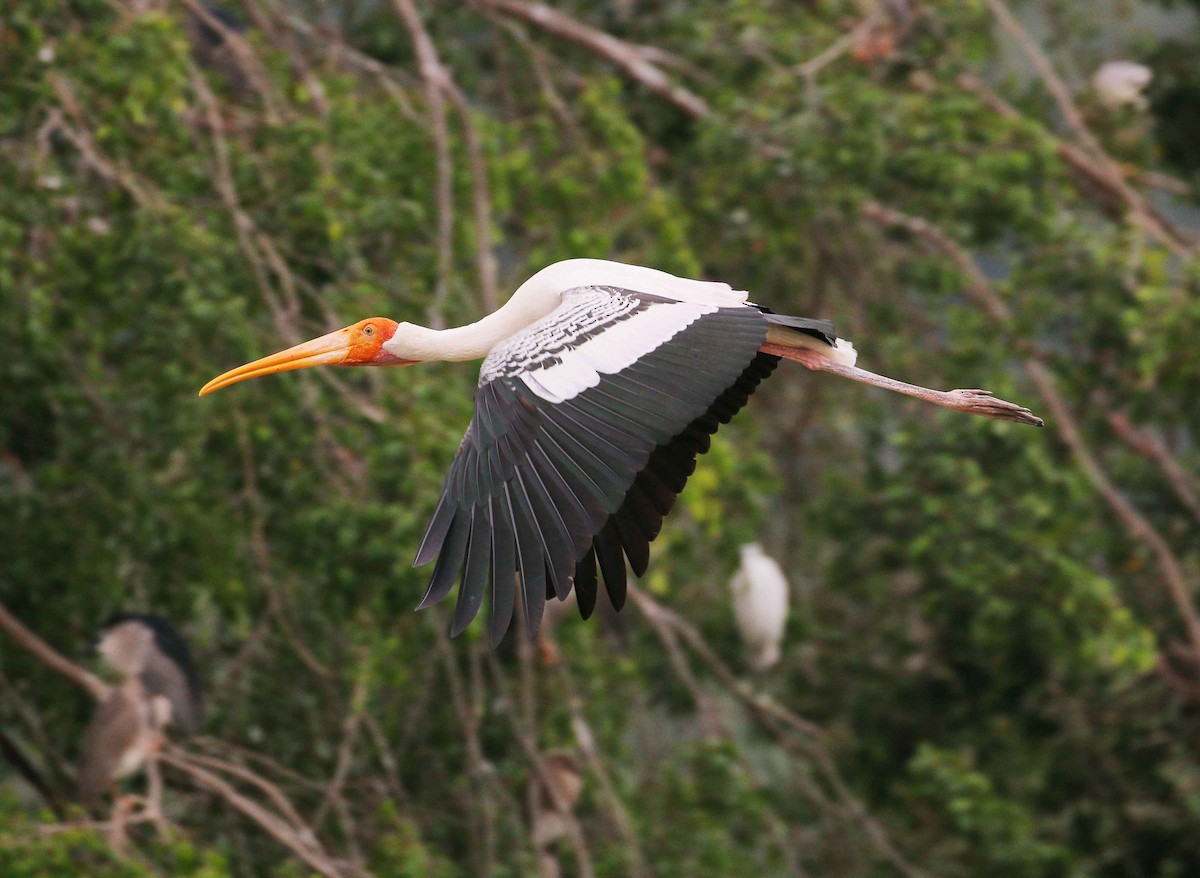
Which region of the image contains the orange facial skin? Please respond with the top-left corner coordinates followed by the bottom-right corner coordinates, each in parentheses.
top-left (199, 318), bottom-right (407, 396)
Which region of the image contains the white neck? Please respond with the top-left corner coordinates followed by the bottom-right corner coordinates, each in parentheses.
top-left (387, 304), bottom-right (551, 362)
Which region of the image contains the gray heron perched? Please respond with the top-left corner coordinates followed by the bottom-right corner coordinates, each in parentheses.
top-left (201, 259), bottom-right (1042, 644)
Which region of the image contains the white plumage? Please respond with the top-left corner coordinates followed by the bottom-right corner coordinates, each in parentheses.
top-left (1092, 61), bottom-right (1153, 111)
top-left (729, 543), bottom-right (789, 670)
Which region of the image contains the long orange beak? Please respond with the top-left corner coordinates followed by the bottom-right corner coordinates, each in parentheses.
top-left (199, 328), bottom-right (354, 396)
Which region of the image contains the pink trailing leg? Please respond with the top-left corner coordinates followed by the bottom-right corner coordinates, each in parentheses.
top-left (761, 343), bottom-right (1044, 427)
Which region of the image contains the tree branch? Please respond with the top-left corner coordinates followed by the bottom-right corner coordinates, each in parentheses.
top-left (161, 746), bottom-right (353, 878)
top-left (390, 0), bottom-right (456, 329)
top-left (473, 0), bottom-right (709, 119)
top-left (1106, 412), bottom-right (1200, 527)
top-left (0, 601), bottom-right (108, 702)
top-left (861, 199), bottom-right (1200, 663)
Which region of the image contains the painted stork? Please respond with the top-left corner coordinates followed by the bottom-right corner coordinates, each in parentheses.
top-left (201, 259), bottom-right (1042, 644)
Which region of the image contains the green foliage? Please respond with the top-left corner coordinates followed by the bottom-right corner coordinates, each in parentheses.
top-left (2, 0), bottom-right (1199, 876)
top-left (0, 796), bottom-right (232, 878)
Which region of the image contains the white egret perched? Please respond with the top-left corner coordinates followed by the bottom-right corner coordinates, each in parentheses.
top-left (1092, 60), bottom-right (1153, 110)
top-left (201, 259), bottom-right (1041, 644)
top-left (729, 543), bottom-right (789, 670)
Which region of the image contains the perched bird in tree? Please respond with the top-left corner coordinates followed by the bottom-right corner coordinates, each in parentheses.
top-left (729, 543), bottom-right (789, 670)
top-left (96, 613), bottom-right (202, 734)
top-left (201, 259), bottom-right (1041, 644)
top-left (76, 679), bottom-right (171, 804)
top-left (76, 614), bottom-right (202, 803)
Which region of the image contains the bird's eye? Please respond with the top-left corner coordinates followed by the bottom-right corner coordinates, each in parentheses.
top-left (363, 325), bottom-right (375, 336)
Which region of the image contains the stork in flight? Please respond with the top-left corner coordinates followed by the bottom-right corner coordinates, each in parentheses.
top-left (201, 260), bottom-right (1041, 644)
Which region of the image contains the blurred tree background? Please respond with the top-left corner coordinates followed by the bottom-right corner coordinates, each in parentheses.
top-left (1, 0), bottom-right (1199, 875)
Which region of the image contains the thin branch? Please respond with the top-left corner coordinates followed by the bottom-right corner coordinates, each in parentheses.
top-left (444, 83), bottom-right (499, 313)
top-left (44, 79), bottom-right (163, 210)
top-left (861, 199), bottom-right (1200, 664)
top-left (982, 0), bottom-right (1099, 155)
top-left (233, 413), bottom-right (334, 680)
top-left (187, 61), bottom-right (301, 341)
top-left (241, 0), bottom-right (331, 119)
top-left (312, 657), bottom-right (371, 866)
top-left (1106, 412), bottom-right (1200, 527)
top-left (161, 747), bottom-right (353, 878)
top-left (180, 749), bottom-right (312, 834)
top-left (1027, 362), bottom-right (1200, 655)
top-left (266, 0), bottom-right (422, 123)
top-left (493, 16), bottom-right (584, 136)
top-left (956, 74), bottom-right (1194, 259)
top-left (433, 629), bottom-right (497, 878)
top-left (0, 601), bottom-right (108, 702)
top-left (390, 0), bottom-right (455, 329)
top-left (553, 662), bottom-right (650, 878)
top-left (632, 588), bottom-right (729, 737)
top-left (795, 12), bottom-right (882, 80)
top-left (627, 585), bottom-right (923, 878)
top-left (0, 726), bottom-right (63, 816)
top-left (485, 648), bottom-right (597, 878)
top-left (473, 0), bottom-right (709, 119)
top-left (361, 711), bottom-right (409, 805)
top-left (177, 0), bottom-right (286, 123)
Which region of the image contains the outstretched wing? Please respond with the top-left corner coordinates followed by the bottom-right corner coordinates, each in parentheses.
top-left (413, 285), bottom-right (772, 644)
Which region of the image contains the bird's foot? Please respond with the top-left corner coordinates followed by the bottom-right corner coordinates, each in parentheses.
top-left (941, 389), bottom-right (1044, 427)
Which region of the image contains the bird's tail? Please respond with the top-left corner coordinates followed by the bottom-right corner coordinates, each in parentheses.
top-left (760, 312), bottom-right (858, 367)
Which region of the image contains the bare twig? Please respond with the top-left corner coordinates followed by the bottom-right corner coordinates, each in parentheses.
top-left (473, 0), bottom-right (709, 119)
top-left (861, 199), bottom-right (1200, 663)
top-left (181, 749), bottom-right (312, 834)
top-left (265, 0), bottom-right (421, 123)
top-left (444, 83), bottom-right (499, 313)
top-left (626, 586), bottom-right (922, 878)
top-left (0, 601), bottom-right (108, 702)
top-left (553, 662), bottom-right (650, 878)
top-left (632, 589), bottom-right (729, 737)
top-left (241, 0), bottom-right (330, 119)
top-left (485, 648), bottom-right (597, 878)
top-left (177, 0), bottom-right (286, 123)
top-left (795, 12), bottom-right (882, 80)
top-left (1028, 363), bottom-right (1200, 655)
top-left (493, 16), bottom-right (584, 136)
top-left (187, 62), bottom-right (301, 341)
top-left (390, 0), bottom-right (455, 329)
top-left (44, 80), bottom-right (163, 210)
top-left (956, 74), bottom-right (1194, 259)
top-left (982, 0), bottom-right (1097, 154)
top-left (232, 414), bottom-right (334, 680)
top-left (361, 711), bottom-right (409, 805)
top-left (161, 747), bottom-right (353, 878)
top-left (312, 658), bottom-right (371, 865)
top-left (1106, 412), bottom-right (1200, 527)
top-left (433, 630), bottom-right (497, 878)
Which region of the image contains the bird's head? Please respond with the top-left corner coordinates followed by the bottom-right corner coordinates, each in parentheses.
top-left (200, 318), bottom-right (411, 396)
top-left (96, 618), bottom-right (154, 677)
